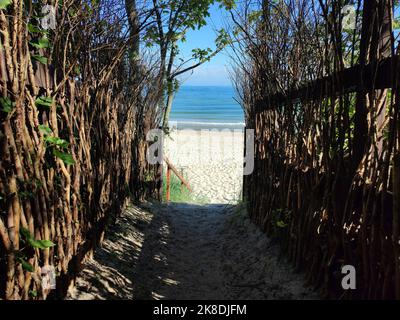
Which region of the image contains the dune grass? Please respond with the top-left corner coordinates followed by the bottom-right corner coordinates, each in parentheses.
top-left (163, 173), bottom-right (194, 203)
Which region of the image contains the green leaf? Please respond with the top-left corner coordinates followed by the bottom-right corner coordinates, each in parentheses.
top-left (0, 97), bottom-right (15, 113)
top-left (248, 10), bottom-right (262, 24)
top-left (277, 220), bottom-right (288, 228)
top-left (394, 18), bottom-right (400, 30)
top-left (38, 125), bottom-right (53, 135)
top-left (20, 258), bottom-right (34, 272)
top-left (32, 54), bottom-right (48, 65)
top-left (20, 227), bottom-right (33, 242)
top-left (20, 227), bottom-right (55, 249)
top-left (0, 0), bottom-right (12, 10)
top-left (53, 149), bottom-right (75, 165)
top-left (35, 96), bottom-right (53, 108)
top-left (38, 240), bottom-right (55, 248)
top-left (219, 0), bottom-right (236, 10)
top-left (29, 290), bottom-right (38, 298)
top-left (29, 239), bottom-right (55, 249)
top-left (30, 37), bottom-right (51, 49)
top-left (45, 136), bottom-right (69, 148)
top-left (27, 23), bottom-right (41, 33)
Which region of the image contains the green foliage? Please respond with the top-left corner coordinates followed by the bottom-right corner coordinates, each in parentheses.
top-left (0, 97), bottom-right (15, 113)
top-left (19, 258), bottom-right (34, 272)
top-left (144, 0), bottom-right (218, 44)
top-left (18, 190), bottom-right (34, 200)
top-left (27, 23), bottom-right (42, 34)
top-left (73, 65), bottom-right (81, 76)
top-left (219, 0), bottom-right (235, 10)
top-left (53, 148), bottom-right (75, 165)
top-left (32, 54), bottom-right (48, 65)
top-left (248, 10), bottom-right (262, 24)
top-left (192, 48), bottom-right (213, 61)
top-left (145, 0), bottom-right (234, 56)
top-left (147, 0), bottom-right (235, 128)
top-left (28, 23), bottom-right (49, 35)
top-left (45, 136), bottom-right (69, 149)
top-left (28, 21), bottom-right (50, 68)
top-left (394, 17), bottom-right (400, 30)
top-left (30, 37), bottom-right (51, 49)
top-left (143, 26), bottom-right (158, 47)
top-left (35, 96), bottom-right (53, 108)
top-left (20, 228), bottom-right (55, 250)
top-left (270, 208), bottom-right (291, 238)
top-left (17, 228), bottom-right (55, 273)
top-left (163, 173), bottom-right (194, 203)
top-left (276, 220), bottom-right (288, 228)
top-left (172, 79), bottom-right (180, 92)
top-left (29, 290), bottom-right (38, 298)
top-left (39, 125), bottom-right (53, 135)
top-left (0, 0), bottom-right (11, 10)
top-left (40, 124), bottom-right (76, 165)
top-left (215, 28), bottom-right (231, 48)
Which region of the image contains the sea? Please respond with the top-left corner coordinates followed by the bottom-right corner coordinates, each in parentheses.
top-left (169, 86), bottom-right (245, 130)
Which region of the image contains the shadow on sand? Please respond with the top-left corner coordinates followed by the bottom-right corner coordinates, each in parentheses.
top-left (68, 202), bottom-right (231, 300)
top-left (68, 202), bottom-right (319, 300)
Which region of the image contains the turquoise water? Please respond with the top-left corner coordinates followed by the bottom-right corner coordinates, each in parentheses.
top-left (169, 86), bottom-right (245, 130)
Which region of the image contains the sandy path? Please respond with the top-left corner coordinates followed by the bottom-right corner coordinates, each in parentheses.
top-left (135, 203), bottom-right (227, 300)
top-left (67, 203), bottom-right (319, 300)
top-left (164, 130), bottom-right (244, 204)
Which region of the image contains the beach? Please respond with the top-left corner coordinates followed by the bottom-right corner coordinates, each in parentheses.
top-left (163, 128), bottom-right (244, 204)
top-left (67, 102), bottom-right (318, 301)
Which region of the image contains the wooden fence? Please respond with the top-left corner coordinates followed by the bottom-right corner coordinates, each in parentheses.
top-left (0, 3), bottom-right (161, 300)
top-left (164, 157), bottom-right (192, 202)
top-left (245, 0), bottom-right (400, 299)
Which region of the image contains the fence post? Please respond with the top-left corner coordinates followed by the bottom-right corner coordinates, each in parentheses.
top-left (166, 165), bottom-right (171, 202)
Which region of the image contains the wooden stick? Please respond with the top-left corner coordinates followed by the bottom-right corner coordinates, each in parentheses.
top-left (166, 165), bottom-right (171, 202)
top-left (164, 157), bottom-right (192, 192)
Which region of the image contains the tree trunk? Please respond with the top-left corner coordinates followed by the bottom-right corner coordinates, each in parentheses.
top-left (125, 0), bottom-right (140, 79)
top-left (162, 79), bottom-right (175, 130)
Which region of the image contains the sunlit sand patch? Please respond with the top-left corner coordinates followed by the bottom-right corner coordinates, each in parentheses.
top-left (152, 292), bottom-right (164, 300)
top-left (164, 130), bottom-right (244, 204)
top-left (163, 278), bottom-right (180, 286)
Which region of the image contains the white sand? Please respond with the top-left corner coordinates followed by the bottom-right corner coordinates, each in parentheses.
top-left (163, 129), bottom-right (244, 204)
top-left (67, 203), bottom-right (319, 300)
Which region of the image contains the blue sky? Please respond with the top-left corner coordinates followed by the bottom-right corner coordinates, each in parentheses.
top-left (175, 4), bottom-right (400, 87)
top-left (177, 3), bottom-right (232, 87)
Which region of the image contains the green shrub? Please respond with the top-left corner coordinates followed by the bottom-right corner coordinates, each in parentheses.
top-left (162, 173), bottom-right (194, 203)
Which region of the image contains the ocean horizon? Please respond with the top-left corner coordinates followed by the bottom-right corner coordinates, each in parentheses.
top-left (169, 86), bottom-right (245, 130)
